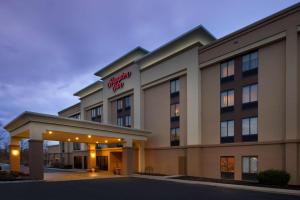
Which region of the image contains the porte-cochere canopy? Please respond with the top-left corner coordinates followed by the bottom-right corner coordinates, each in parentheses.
top-left (4, 111), bottom-right (151, 179)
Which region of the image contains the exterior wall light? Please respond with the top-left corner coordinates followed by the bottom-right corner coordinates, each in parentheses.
top-left (90, 152), bottom-right (96, 158)
top-left (12, 150), bottom-right (19, 156)
top-left (104, 140), bottom-right (108, 143)
top-left (88, 135), bottom-right (92, 138)
top-left (67, 138), bottom-right (71, 142)
top-left (117, 138), bottom-right (121, 142)
top-left (75, 137), bottom-right (79, 141)
top-left (48, 131), bottom-right (53, 134)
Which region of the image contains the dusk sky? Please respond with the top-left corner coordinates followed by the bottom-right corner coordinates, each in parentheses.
top-left (0, 0), bottom-right (299, 141)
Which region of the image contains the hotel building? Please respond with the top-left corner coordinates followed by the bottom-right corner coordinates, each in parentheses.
top-left (5, 3), bottom-right (300, 184)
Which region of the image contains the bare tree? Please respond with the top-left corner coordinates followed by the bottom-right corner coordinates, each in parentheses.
top-left (0, 121), bottom-right (9, 149)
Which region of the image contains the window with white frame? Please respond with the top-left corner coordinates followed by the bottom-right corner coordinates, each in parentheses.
top-left (220, 60), bottom-right (234, 79)
top-left (117, 117), bottom-right (123, 126)
top-left (91, 106), bottom-right (102, 122)
top-left (221, 90), bottom-right (234, 108)
top-left (117, 99), bottom-right (123, 111)
top-left (170, 79), bottom-right (180, 94)
top-left (125, 96), bottom-right (131, 109)
top-left (243, 84), bottom-right (258, 104)
top-left (125, 115), bottom-right (131, 127)
top-left (242, 156), bottom-right (258, 174)
top-left (242, 51), bottom-right (258, 72)
top-left (220, 120), bottom-right (234, 138)
top-left (242, 117), bottom-right (258, 135)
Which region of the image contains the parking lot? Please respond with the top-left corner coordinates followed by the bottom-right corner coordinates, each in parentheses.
top-left (0, 177), bottom-right (298, 200)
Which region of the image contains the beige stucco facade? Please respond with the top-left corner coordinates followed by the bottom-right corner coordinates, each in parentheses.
top-left (5, 3), bottom-right (300, 184)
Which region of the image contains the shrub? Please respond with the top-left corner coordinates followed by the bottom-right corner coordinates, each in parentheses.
top-left (257, 169), bottom-right (290, 186)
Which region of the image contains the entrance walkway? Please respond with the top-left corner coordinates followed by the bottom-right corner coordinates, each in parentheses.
top-left (45, 169), bottom-right (122, 182)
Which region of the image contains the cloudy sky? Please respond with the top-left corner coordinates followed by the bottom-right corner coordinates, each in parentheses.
top-left (0, 0), bottom-right (299, 143)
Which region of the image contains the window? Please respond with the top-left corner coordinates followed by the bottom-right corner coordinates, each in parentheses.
top-left (91, 106), bottom-right (102, 122)
top-left (117, 99), bottom-right (123, 111)
top-left (220, 120), bottom-right (234, 143)
top-left (170, 104), bottom-right (180, 118)
top-left (117, 117), bottom-right (123, 126)
top-left (242, 51), bottom-right (258, 72)
top-left (91, 108), bottom-right (97, 118)
top-left (70, 113), bottom-right (80, 120)
top-left (220, 60), bottom-right (234, 80)
top-left (125, 115), bottom-right (131, 127)
top-left (170, 79), bottom-right (180, 94)
top-left (242, 117), bottom-right (258, 135)
top-left (73, 142), bottom-right (81, 151)
top-left (243, 84), bottom-right (258, 104)
top-left (125, 96), bottom-right (131, 109)
top-left (220, 90), bottom-right (234, 111)
top-left (170, 128), bottom-right (180, 146)
top-left (242, 156), bottom-right (258, 180)
top-left (220, 156), bottom-right (235, 179)
top-left (242, 117), bottom-right (258, 141)
top-left (97, 106), bottom-right (102, 116)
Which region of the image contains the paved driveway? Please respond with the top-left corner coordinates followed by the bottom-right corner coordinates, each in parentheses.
top-left (45, 169), bottom-right (121, 181)
top-left (0, 177), bottom-right (298, 200)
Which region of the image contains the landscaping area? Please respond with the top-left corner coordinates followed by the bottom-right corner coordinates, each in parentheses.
top-left (173, 170), bottom-right (300, 190)
top-left (0, 170), bottom-right (30, 181)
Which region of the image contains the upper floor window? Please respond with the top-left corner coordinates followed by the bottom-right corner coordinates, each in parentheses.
top-left (170, 104), bottom-right (180, 119)
top-left (70, 113), bottom-right (81, 120)
top-left (170, 79), bottom-right (180, 94)
top-left (170, 127), bottom-right (180, 146)
top-left (117, 99), bottom-right (123, 111)
top-left (242, 117), bottom-right (258, 142)
top-left (125, 96), bottom-right (131, 109)
top-left (91, 106), bottom-right (102, 122)
top-left (243, 84), bottom-right (258, 108)
top-left (220, 120), bottom-right (234, 143)
top-left (242, 117), bottom-right (258, 136)
top-left (242, 51), bottom-right (258, 73)
top-left (220, 60), bottom-right (234, 81)
top-left (125, 115), bottom-right (131, 127)
top-left (117, 117), bottom-right (123, 126)
top-left (221, 90), bottom-right (234, 112)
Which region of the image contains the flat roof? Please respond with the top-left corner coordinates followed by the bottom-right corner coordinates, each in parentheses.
top-left (5, 111), bottom-right (151, 137)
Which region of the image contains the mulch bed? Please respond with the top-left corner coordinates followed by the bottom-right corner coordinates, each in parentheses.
top-left (172, 176), bottom-right (300, 190)
top-left (0, 171), bottom-right (31, 181)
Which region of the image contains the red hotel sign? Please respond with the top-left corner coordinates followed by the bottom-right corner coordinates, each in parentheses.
top-left (107, 72), bottom-right (131, 92)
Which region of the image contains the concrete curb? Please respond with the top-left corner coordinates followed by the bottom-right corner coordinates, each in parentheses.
top-left (131, 174), bottom-right (300, 196)
top-left (0, 180), bottom-right (44, 184)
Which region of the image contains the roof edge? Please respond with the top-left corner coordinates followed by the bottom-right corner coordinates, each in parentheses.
top-left (199, 2), bottom-right (300, 53)
top-left (136, 24), bottom-right (216, 64)
top-left (94, 46), bottom-right (149, 77)
top-left (73, 81), bottom-right (103, 98)
top-left (58, 103), bottom-right (81, 115)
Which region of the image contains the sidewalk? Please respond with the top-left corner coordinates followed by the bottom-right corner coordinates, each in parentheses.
top-left (131, 174), bottom-right (300, 196)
